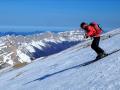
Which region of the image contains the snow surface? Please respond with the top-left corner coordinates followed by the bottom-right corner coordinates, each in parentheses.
top-left (17, 50), bottom-right (31, 63)
top-left (0, 30), bottom-right (120, 90)
top-left (25, 45), bottom-right (36, 53)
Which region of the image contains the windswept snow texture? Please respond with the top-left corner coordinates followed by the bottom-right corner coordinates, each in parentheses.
top-left (0, 29), bottom-right (120, 90)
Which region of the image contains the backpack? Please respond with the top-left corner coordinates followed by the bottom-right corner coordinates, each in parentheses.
top-left (89, 22), bottom-right (103, 34)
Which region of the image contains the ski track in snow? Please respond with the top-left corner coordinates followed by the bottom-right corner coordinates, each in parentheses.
top-left (0, 31), bottom-right (120, 90)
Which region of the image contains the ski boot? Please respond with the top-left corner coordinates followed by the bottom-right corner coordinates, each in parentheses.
top-left (96, 52), bottom-right (108, 60)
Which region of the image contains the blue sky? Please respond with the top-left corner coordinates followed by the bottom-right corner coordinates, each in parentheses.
top-left (0, 0), bottom-right (120, 32)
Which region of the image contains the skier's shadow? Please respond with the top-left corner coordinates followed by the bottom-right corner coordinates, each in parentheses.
top-left (24, 59), bottom-right (98, 85)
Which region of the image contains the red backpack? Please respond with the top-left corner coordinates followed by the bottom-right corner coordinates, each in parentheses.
top-left (89, 22), bottom-right (103, 35)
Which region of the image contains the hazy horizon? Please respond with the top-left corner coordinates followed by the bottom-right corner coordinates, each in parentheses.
top-left (0, 25), bottom-right (118, 32)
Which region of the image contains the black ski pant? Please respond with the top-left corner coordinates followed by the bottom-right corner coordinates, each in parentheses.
top-left (91, 37), bottom-right (104, 55)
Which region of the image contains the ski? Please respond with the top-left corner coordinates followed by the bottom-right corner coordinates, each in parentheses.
top-left (82, 49), bottom-right (120, 66)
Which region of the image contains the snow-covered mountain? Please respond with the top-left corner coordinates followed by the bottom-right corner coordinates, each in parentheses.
top-left (0, 29), bottom-right (85, 68)
top-left (0, 28), bottom-right (120, 90)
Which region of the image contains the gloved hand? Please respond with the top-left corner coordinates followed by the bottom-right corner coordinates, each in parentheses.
top-left (84, 33), bottom-right (89, 38)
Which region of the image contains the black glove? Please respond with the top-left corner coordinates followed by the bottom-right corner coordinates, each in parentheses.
top-left (84, 34), bottom-right (89, 38)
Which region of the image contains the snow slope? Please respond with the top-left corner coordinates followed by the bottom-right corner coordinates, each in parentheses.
top-left (0, 29), bottom-right (120, 90)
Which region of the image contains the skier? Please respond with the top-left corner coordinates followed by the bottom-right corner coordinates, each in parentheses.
top-left (80, 22), bottom-right (107, 59)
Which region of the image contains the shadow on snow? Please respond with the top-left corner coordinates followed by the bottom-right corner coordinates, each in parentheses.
top-left (24, 59), bottom-right (100, 85)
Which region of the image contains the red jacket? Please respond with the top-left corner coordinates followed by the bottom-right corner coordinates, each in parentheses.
top-left (85, 22), bottom-right (102, 37)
